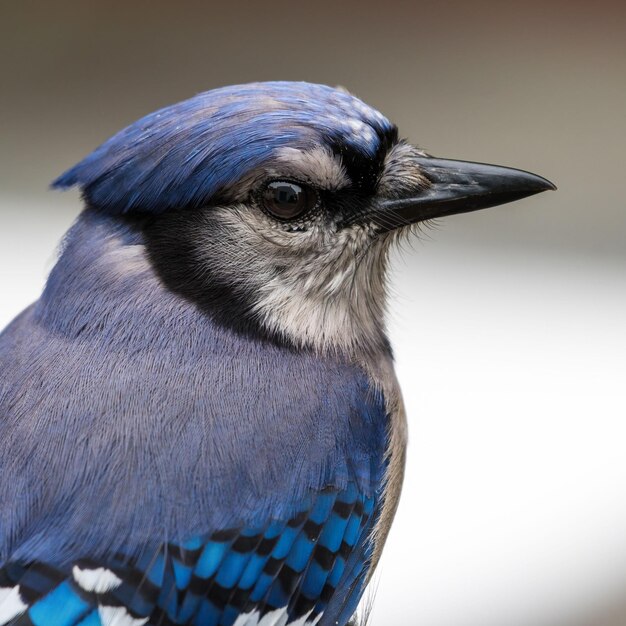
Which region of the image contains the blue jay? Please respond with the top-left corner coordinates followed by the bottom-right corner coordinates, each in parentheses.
top-left (0, 82), bottom-right (554, 626)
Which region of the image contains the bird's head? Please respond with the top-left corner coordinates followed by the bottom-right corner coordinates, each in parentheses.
top-left (54, 82), bottom-right (554, 356)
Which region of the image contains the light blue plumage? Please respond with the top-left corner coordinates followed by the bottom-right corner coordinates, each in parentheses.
top-left (0, 81), bottom-right (554, 626)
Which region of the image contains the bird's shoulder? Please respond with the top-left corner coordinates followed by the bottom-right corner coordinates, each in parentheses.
top-left (0, 305), bottom-right (389, 625)
top-left (0, 297), bottom-right (390, 560)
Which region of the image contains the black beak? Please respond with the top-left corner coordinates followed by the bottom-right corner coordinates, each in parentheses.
top-left (379, 157), bottom-right (556, 228)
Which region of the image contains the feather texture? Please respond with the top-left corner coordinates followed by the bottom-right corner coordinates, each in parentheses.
top-left (1, 82), bottom-right (408, 625)
top-left (0, 212), bottom-right (390, 625)
top-left (0, 483), bottom-right (378, 626)
top-left (52, 82), bottom-right (396, 214)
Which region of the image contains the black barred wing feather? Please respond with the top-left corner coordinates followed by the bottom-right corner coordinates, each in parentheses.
top-left (0, 482), bottom-right (377, 626)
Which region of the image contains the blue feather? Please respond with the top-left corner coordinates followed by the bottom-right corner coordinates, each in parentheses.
top-left (0, 482), bottom-right (378, 625)
top-left (0, 211), bottom-right (387, 566)
top-left (0, 82), bottom-right (397, 625)
top-left (51, 82), bottom-right (395, 214)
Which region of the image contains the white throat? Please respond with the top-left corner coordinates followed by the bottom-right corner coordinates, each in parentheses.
top-left (205, 209), bottom-right (393, 356)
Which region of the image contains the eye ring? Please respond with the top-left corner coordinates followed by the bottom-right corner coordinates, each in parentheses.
top-left (258, 180), bottom-right (320, 221)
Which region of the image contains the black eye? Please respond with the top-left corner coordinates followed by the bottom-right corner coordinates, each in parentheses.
top-left (260, 181), bottom-right (319, 221)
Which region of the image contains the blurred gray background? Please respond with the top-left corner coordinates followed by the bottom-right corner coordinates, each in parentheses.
top-left (1, 2), bottom-right (625, 625)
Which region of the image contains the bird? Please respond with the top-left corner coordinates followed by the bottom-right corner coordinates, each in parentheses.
top-left (0, 81), bottom-right (554, 626)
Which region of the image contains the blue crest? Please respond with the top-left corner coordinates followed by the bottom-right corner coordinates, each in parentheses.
top-left (53, 82), bottom-right (397, 214)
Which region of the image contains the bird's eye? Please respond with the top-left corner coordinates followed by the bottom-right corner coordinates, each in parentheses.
top-left (260, 181), bottom-right (319, 221)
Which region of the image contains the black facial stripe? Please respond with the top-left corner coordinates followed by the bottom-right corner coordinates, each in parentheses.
top-left (136, 210), bottom-right (298, 351)
top-left (320, 188), bottom-right (374, 230)
top-left (330, 125), bottom-right (398, 195)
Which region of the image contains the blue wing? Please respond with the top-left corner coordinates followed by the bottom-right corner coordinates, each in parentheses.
top-left (0, 481), bottom-right (378, 626)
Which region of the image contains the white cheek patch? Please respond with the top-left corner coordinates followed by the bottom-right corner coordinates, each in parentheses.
top-left (273, 146), bottom-right (349, 191)
top-left (72, 565), bottom-right (123, 593)
top-left (203, 202), bottom-right (395, 356)
top-left (249, 222), bottom-right (392, 355)
top-left (0, 586), bottom-right (27, 624)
